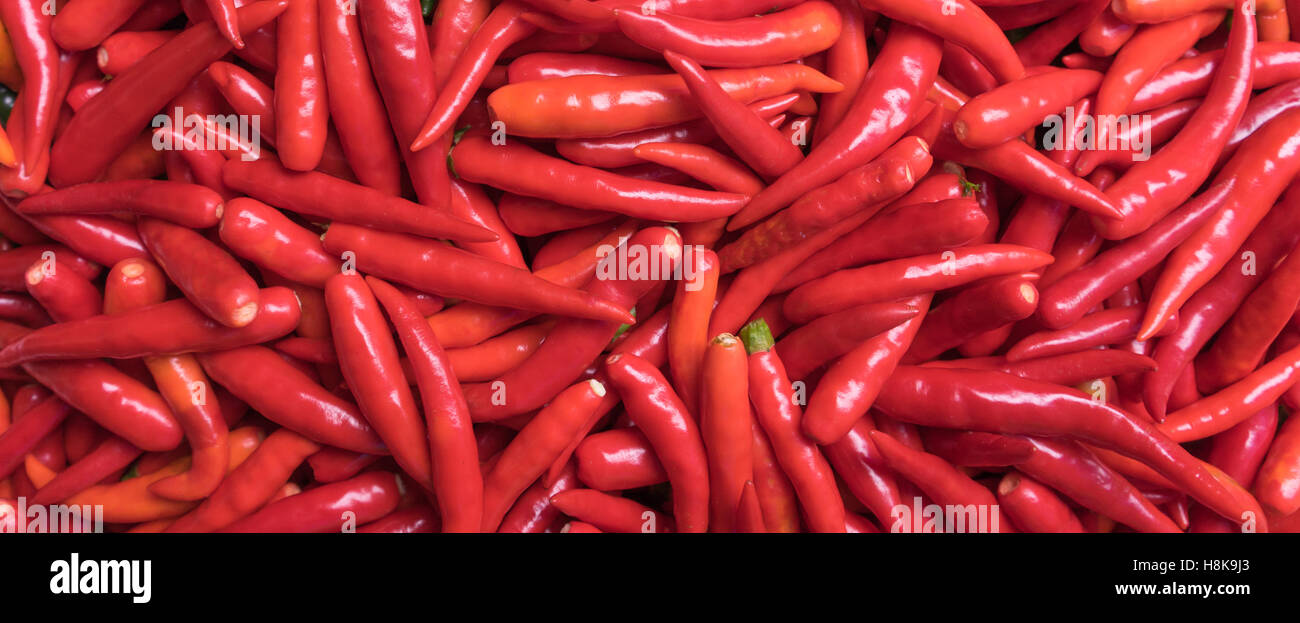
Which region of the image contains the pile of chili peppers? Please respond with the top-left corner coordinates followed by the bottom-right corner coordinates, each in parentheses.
top-left (0, 0), bottom-right (1298, 534)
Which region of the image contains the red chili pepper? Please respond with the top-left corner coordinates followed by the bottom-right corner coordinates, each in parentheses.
top-left (573, 427), bottom-right (667, 491)
top-left (16, 181), bottom-right (223, 229)
top-left (876, 366), bottom-right (1266, 530)
top-left (740, 319), bottom-right (845, 532)
top-left (1159, 343), bottom-right (1300, 443)
top-left (784, 244), bottom-right (1051, 325)
top-left (25, 258), bottom-right (102, 322)
top-left (0, 395), bottom-right (72, 481)
top-left (953, 69), bottom-right (1102, 150)
top-left (1113, 0), bottom-right (1285, 22)
top-left (996, 471), bottom-right (1084, 533)
top-left (497, 193), bottom-right (618, 238)
top-left (165, 428), bottom-right (321, 532)
top-left (0, 0), bottom-right (60, 195)
top-left (451, 134), bottom-right (748, 223)
top-left (198, 345), bottom-right (386, 454)
top-left (732, 24), bottom-right (941, 229)
top-left (1006, 306), bottom-right (1176, 361)
top-left (458, 227), bottom-right (678, 420)
top-left (447, 180), bottom-right (526, 269)
top-left (696, 332), bottom-right (752, 532)
top-left (870, 430), bottom-right (1013, 533)
top-left (51, 0), bottom-right (150, 51)
top-left (497, 459), bottom-right (578, 533)
top-left (96, 30), bottom-right (177, 76)
top-left (861, 0), bottom-right (1022, 83)
top-left (136, 216), bottom-right (260, 328)
top-left (411, 2), bottom-right (538, 148)
top-left (551, 488), bottom-right (673, 533)
top-left (217, 198), bottom-right (338, 288)
top-left (631, 142), bottom-right (765, 196)
top-left (476, 62), bottom-right (841, 141)
top-left (774, 302), bottom-right (920, 382)
top-left (326, 274), bottom-right (433, 491)
top-left (1091, 2), bottom-right (1254, 240)
top-left (307, 446), bottom-right (377, 483)
top-left (220, 470), bottom-right (402, 532)
top-left (1013, 0), bottom-right (1109, 68)
top-left (48, 1), bottom-right (289, 188)
top-left (318, 0), bottom-right (402, 194)
top-left (604, 351), bottom-right (708, 532)
top-left (506, 51), bottom-right (661, 82)
top-left (274, 0), bottom-right (329, 171)
top-left (554, 94), bottom-right (798, 169)
top-left (615, 1), bottom-right (840, 68)
top-left (322, 223), bottom-right (631, 325)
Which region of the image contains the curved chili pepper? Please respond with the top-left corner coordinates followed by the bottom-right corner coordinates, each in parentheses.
top-left (573, 427), bottom-right (667, 491)
top-left (1131, 41), bottom-right (1300, 114)
top-left (478, 62), bottom-right (840, 140)
top-left (439, 324), bottom-right (546, 383)
top-left (48, 1), bottom-right (289, 188)
top-left (410, 2), bottom-right (537, 149)
top-left (497, 193), bottom-right (617, 238)
top-left (0, 395), bottom-right (72, 480)
top-left (876, 366), bottom-right (1266, 530)
top-left (1037, 180), bottom-right (1233, 330)
top-left (615, 1), bottom-right (839, 68)
top-left (1013, 0), bottom-right (1108, 68)
top-left (1143, 195), bottom-right (1300, 419)
top-left (551, 488), bottom-right (672, 533)
top-left (318, 0), bottom-right (402, 194)
top-left (1113, 0), bottom-right (1284, 22)
top-left (218, 198), bottom-right (338, 288)
top-left (506, 51), bottom-right (660, 82)
top-left (721, 144), bottom-right (927, 271)
top-left (223, 158), bottom-right (494, 243)
top-left (458, 227), bottom-right (678, 420)
top-left (198, 345), bottom-right (385, 454)
top-left (1253, 409), bottom-right (1300, 514)
top-left (25, 258), bottom-right (102, 322)
top-left (322, 223), bottom-right (630, 324)
top-left (165, 428), bottom-right (321, 532)
top-left (996, 471), bottom-right (1084, 533)
top-left (632, 142), bottom-right (765, 196)
top-left (774, 302), bottom-right (919, 382)
top-left (661, 248), bottom-right (718, 416)
top-left (137, 216), bottom-right (260, 328)
top-left (1142, 114), bottom-right (1300, 340)
top-left (51, 0), bottom-right (150, 51)
top-left (954, 69), bottom-right (1102, 150)
top-left (220, 470), bottom-right (402, 532)
top-left (663, 50), bottom-right (804, 181)
top-left (783, 244), bottom-right (1051, 324)
top-left (19, 181), bottom-right (221, 233)
top-left (554, 94), bottom-right (798, 168)
top-left (740, 320), bottom-right (845, 532)
top-left (1196, 242), bottom-right (1300, 392)
top-left (0, 0), bottom-right (59, 195)
top-left (493, 459), bottom-right (573, 533)
top-left (903, 274), bottom-right (1039, 364)
top-left (1159, 343), bottom-right (1300, 443)
top-left (861, 0), bottom-right (1022, 84)
top-left (448, 180), bottom-right (525, 269)
top-left (1189, 406), bottom-right (1278, 532)
top-left (870, 430), bottom-right (1013, 533)
top-left (1093, 3), bottom-right (1254, 240)
top-left (1007, 307), bottom-right (1174, 363)
top-left (1221, 78), bottom-right (1300, 164)
top-left (821, 415), bottom-right (902, 525)
top-left (1080, 7), bottom-right (1136, 57)
top-left (480, 379), bottom-right (607, 531)
top-left (452, 134), bottom-right (747, 223)
top-left (327, 274), bottom-right (433, 491)
top-left (604, 352), bottom-right (708, 532)
top-left (30, 435), bottom-right (138, 505)
top-left (732, 24), bottom-right (941, 229)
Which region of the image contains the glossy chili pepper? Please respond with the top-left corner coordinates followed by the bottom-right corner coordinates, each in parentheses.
top-left (554, 94), bottom-right (798, 168)
top-left (615, 1), bottom-right (839, 68)
top-left (870, 430), bottom-right (1013, 533)
top-left (774, 302), bottom-right (919, 382)
top-left (306, 446), bottom-right (377, 483)
top-left (0, 18), bottom-right (24, 91)
top-left (1013, 0), bottom-right (1109, 67)
top-left (165, 428), bottom-right (321, 532)
top-left (198, 345), bottom-right (386, 454)
top-left (732, 25), bottom-right (941, 229)
top-left (0, 0), bottom-right (59, 195)
top-left (217, 198), bottom-right (338, 288)
top-left (365, 276), bottom-right (481, 532)
top-left (459, 227), bottom-right (678, 420)
top-left (817, 415), bottom-right (899, 525)
top-left (322, 223), bottom-right (630, 324)
top-left (876, 366), bottom-right (1266, 530)
top-left (693, 333), bottom-right (752, 532)
top-left (506, 51), bottom-right (659, 82)
top-left (551, 488), bottom-right (672, 533)
top-left (740, 319), bottom-right (845, 532)
top-left (573, 427), bottom-right (667, 491)
top-left (0, 395), bottom-right (72, 480)
top-left (427, 221), bottom-right (638, 348)
top-left (29, 435), bottom-right (138, 505)
top-left (52, 0), bottom-right (150, 51)
top-left (605, 352), bottom-right (710, 533)
top-left (908, 274), bottom-right (1039, 364)
top-left (1159, 343), bottom-right (1300, 443)
top-left (24, 257), bottom-right (102, 323)
top-left (136, 216), bottom-right (260, 328)
top-left (275, 0), bottom-right (329, 171)
top-left (1006, 306), bottom-right (1175, 361)
top-left (480, 379), bottom-right (607, 531)
top-left (1112, 0), bottom-right (1284, 22)
top-left (1141, 116), bottom-right (1300, 340)
top-left (784, 244), bottom-right (1051, 324)
top-left (327, 274), bottom-right (434, 491)
top-left (721, 144), bottom-right (928, 272)
top-left (496, 459), bottom-right (577, 533)
top-left (1253, 409), bottom-right (1300, 514)
top-left (478, 62), bottom-right (840, 141)
top-left (358, 504), bottom-right (439, 533)
top-left (954, 68), bottom-right (1102, 150)
top-left (632, 143), bottom-right (765, 197)
top-left (814, 0), bottom-right (871, 142)
top-left (1143, 195), bottom-right (1300, 419)
top-left (220, 470), bottom-right (402, 532)
top-left (15, 180), bottom-right (223, 229)
top-left (497, 193), bottom-right (617, 238)
top-left (996, 471), bottom-right (1084, 533)
top-left (452, 134), bottom-right (748, 223)
top-left (410, 2), bottom-right (537, 149)
top-left (222, 158), bottom-right (494, 243)
top-left (1221, 78), bottom-right (1300, 164)
top-left (440, 324), bottom-right (547, 383)
top-left (928, 350), bottom-right (1158, 387)
top-left (1037, 180), bottom-right (1233, 330)
top-left (1130, 41), bottom-right (1300, 113)
top-left (1092, 3), bottom-right (1254, 240)
top-left (48, 1), bottom-right (289, 188)
top-left (447, 180), bottom-right (525, 269)
top-left (861, 0), bottom-right (1022, 83)
top-left (659, 246), bottom-right (718, 416)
